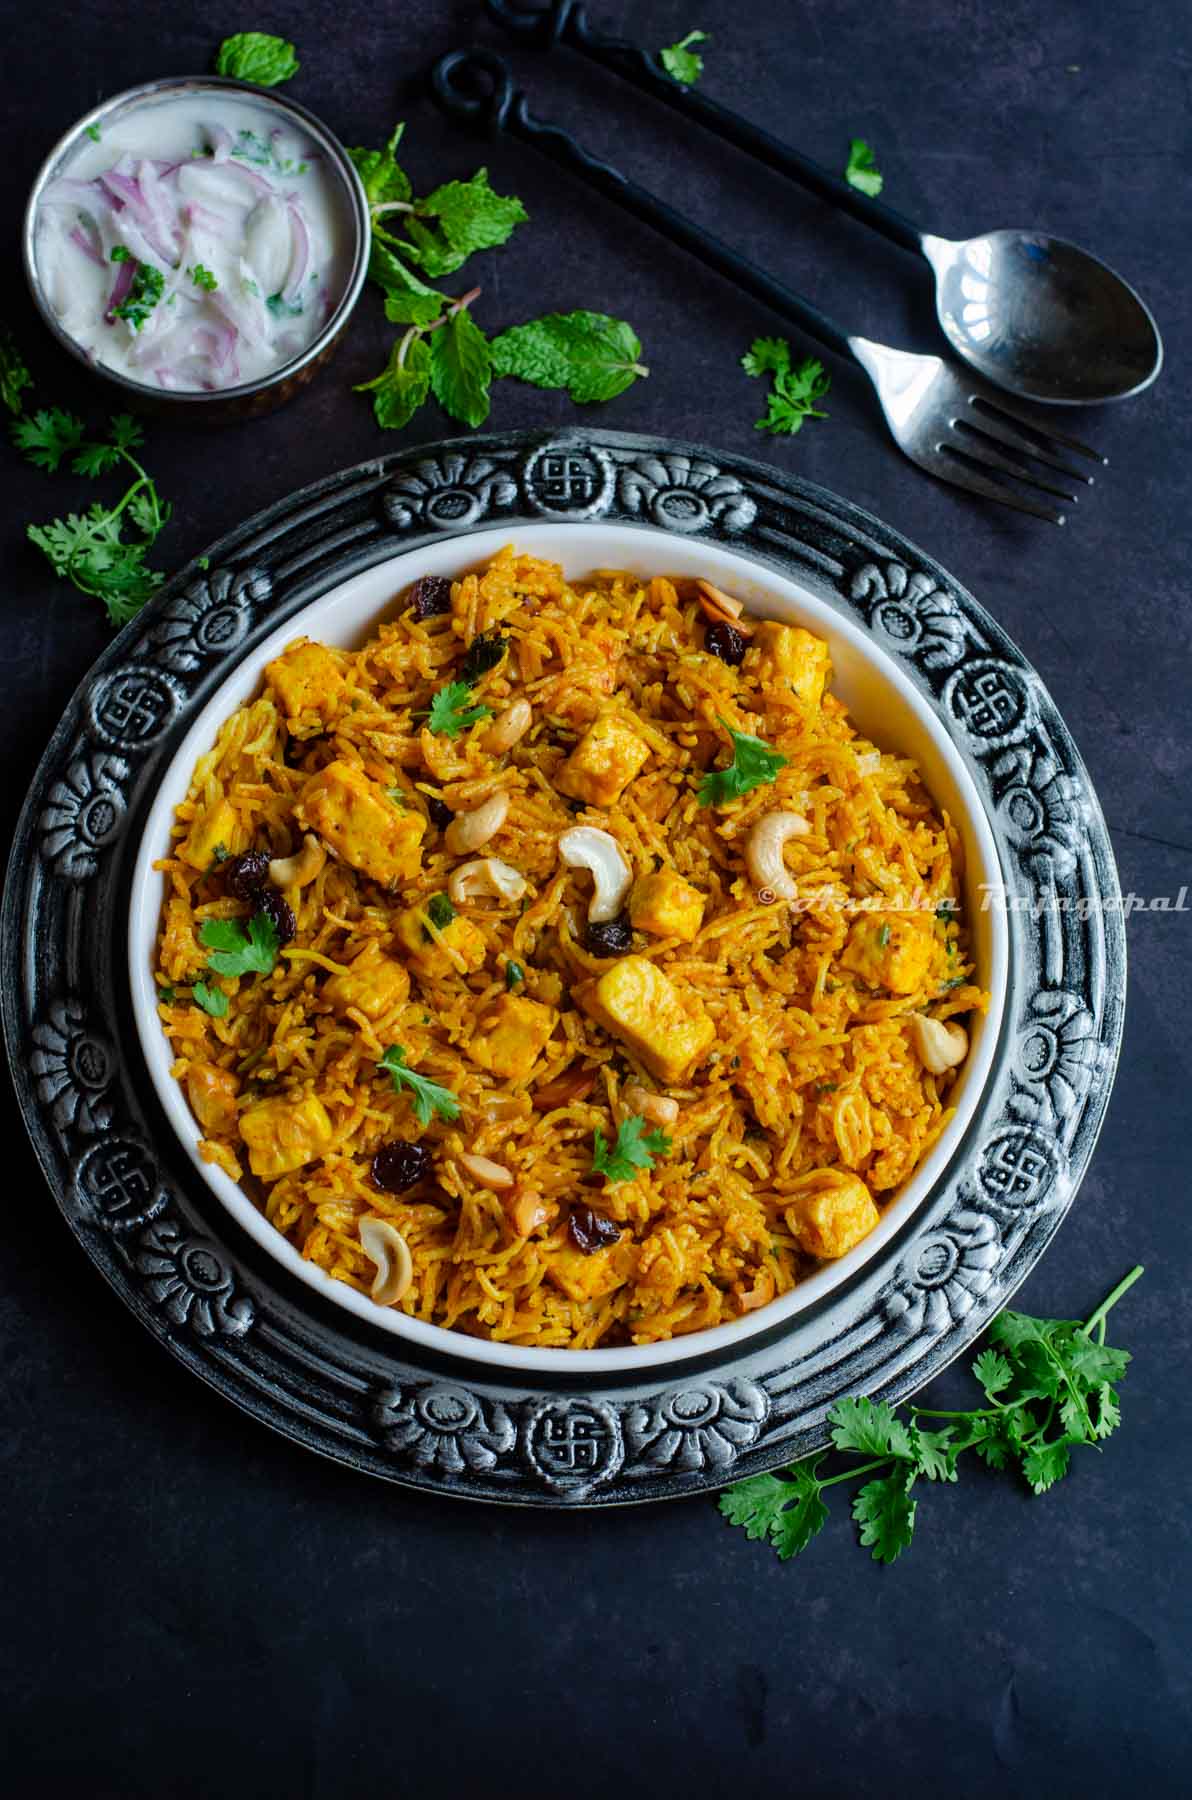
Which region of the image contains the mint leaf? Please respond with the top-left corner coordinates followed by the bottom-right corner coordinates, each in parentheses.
top-left (845, 138), bottom-right (883, 197)
top-left (349, 123), bottom-right (412, 209)
top-left (491, 311), bottom-right (648, 404)
top-left (660, 29), bottom-right (709, 85)
top-left (354, 332), bottom-right (432, 431)
top-left (403, 169), bottom-right (528, 278)
top-left (429, 308), bottom-right (492, 428)
top-left (215, 32), bottom-right (300, 86)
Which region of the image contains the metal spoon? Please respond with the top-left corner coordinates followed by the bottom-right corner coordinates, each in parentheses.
top-left (485, 0), bottom-right (1164, 406)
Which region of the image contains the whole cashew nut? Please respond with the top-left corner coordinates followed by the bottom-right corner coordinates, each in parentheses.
top-left (622, 1084), bottom-right (680, 1127)
top-left (558, 826), bottom-right (632, 923)
top-left (745, 810), bottom-right (810, 901)
top-left (268, 832), bottom-right (327, 890)
top-left (448, 857), bottom-right (528, 906)
top-left (483, 698), bottom-right (533, 755)
top-left (359, 1217), bottom-right (414, 1307)
top-left (445, 789), bottom-right (509, 856)
top-left (908, 1014), bottom-right (969, 1074)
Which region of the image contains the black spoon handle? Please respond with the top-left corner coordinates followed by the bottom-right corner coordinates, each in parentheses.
top-left (431, 49), bottom-right (857, 360)
top-left (483, 0), bottom-right (927, 256)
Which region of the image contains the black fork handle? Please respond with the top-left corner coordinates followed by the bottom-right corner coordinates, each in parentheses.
top-left (483, 0), bottom-right (926, 256)
top-left (431, 49), bottom-right (857, 360)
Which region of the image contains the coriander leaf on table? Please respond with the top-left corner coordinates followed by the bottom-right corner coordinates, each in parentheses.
top-left (852, 1472), bottom-right (917, 1563)
top-left (845, 137), bottom-right (883, 197)
top-left (215, 32), bottom-right (300, 86)
top-left (1, 329), bottom-right (31, 415)
top-left (200, 913), bottom-right (281, 978)
top-left (355, 332), bottom-right (433, 431)
top-left (490, 311), bottom-right (649, 404)
top-left (429, 308), bottom-right (492, 428)
top-left (13, 408), bottom-right (86, 472)
top-left (698, 726), bottom-right (788, 806)
top-left (718, 1265), bottom-right (1144, 1568)
top-left (660, 29), bottom-right (709, 85)
top-left (426, 680), bottom-right (493, 739)
top-left (742, 337), bottom-right (831, 436)
top-left (591, 1115), bottom-right (671, 1184)
top-left (377, 1045), bottom-right (460, 1126)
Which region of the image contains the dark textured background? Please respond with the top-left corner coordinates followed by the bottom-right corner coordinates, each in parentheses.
top-left (2, 2), bottom-right (1189, 1793)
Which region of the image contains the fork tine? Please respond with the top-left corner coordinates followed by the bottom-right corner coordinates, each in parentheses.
top-left (954, 413), bottom-right (1095, 484)
top-left (932, 450), bottom-right (1066, 525)
top-left (968, 393), bottom-right (1107, 465)
top-left (947, 431), bottom-right (1082, 502)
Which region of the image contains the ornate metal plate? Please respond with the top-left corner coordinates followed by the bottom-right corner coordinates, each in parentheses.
top-left (2, 428), bottom-right (1125, 1506)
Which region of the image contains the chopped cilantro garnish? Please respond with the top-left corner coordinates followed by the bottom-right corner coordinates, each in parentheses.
top-left (698, 726), bottom-right (788, 806)
top-left (591, 1114), bottom-right (672, 1184)
top-left (377, 1044), bottom-right (460, 1125)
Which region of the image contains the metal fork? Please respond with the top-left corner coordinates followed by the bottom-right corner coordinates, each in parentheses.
top-left (431, 49), bottom-right (1104, 524)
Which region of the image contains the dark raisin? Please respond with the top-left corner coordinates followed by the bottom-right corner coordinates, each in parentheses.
top-left (372, 1140), bottom-right (433, 1192)
top-left (409, 575), bottom-right (452, 620)
top-left (225, 850), bottom-right (270, 901)
top-left (426, 795), bottom-right (453, 830)
top-left (704, 620), bottom-right (747, 666)
top-left (568, 1202), bottom-right (622, 1254)
top-left (256, 886), bottom-right (296, 946)
top-left (586, 914), bottom-right (633, 957)
top-left (459, 631), bottom-right (509, 684)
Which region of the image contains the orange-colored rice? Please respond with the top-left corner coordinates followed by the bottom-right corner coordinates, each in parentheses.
top-left (154, 546), bottom-right (987, 1349)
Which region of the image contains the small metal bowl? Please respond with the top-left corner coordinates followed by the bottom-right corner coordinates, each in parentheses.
top-left (22, 76), bottom-right (370, 422)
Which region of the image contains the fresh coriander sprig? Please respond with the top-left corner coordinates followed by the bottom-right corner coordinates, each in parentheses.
top-left (845, 137), bottom-right (883, 197)
top-left (199, 913), bottom-right (281, 979)
top-left (592, 1116), bottom-right (672, 1184)
top-left (741, 337), bottom-right (831, 436)
top-left (1, 330), bottom-right (31, 416)
top-left (719, 1265), bottom-right (1144, 1565)
top-left (698, 725), bottom-right (788, 806)
top-left (426, 680), bottom-right (493, 740)
top-left (14, 409), bottom-right (173, 626)
top-left (660, 29), bottom-right (709, 85)
top-left (377, 1045), bottom-right (460, 1126)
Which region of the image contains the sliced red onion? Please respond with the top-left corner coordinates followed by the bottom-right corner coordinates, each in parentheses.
top-left (104, 255), bottom-right (136, 323)
top-left (42, 176), bottom-right (104, 208)
top-left (207, 123), bottom-right (234, 164)
top-left (69, 222), bottom-right (105, 266)
top-left (282, 200), bottom-right (310, 302)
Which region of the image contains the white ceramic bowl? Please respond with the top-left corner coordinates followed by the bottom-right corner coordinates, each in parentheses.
top-left (129, 522), bottom-right (1008, 1373)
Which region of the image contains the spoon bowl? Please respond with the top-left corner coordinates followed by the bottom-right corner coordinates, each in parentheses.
top-left (923, 229), bottom-right (1162, 405)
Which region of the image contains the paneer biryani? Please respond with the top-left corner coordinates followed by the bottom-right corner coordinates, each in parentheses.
top-left (153, 547), bottom-right (988, 1349)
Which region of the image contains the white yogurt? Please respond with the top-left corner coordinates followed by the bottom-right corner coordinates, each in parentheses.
top-left (35, 92), bottom-right (352, 391)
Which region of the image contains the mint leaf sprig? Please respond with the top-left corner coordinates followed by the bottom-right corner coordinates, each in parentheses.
top-left (215, 32), bottom-right (300, 86)
top-left (719, 1265), bottom-right (1144, 1565)
top-left (349, 120), bottom-right (647, 432)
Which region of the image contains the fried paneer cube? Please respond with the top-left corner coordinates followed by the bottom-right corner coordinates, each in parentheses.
top-left (179, 795), bottom-right (240, 871)
top-left (577, 956), bottom-right (714, 1085)
top-left (239, 1093), bottom-right (333, 1181)
top-left (840, 912), bottom-right (935, 995)
top-left (265, 639), bottom-right (346, 739)
top-left (296, 760), bottom-right (425, 886)
top-left (394, 904), bottom-right (487, 978)
top-left (323, 947), bottom-right (410, 1021)
top-left (558, 714), bottom-right (650, 808)
top-left (466, 994), bottom-right (558, 1081)
top-left (547, 1238), bottom-right (635, 1303)
top-left (750, 622), bottom-right (831, 709)
top-left (784, 1170), bottom-right (880, 1260)
top-left (628, 868), bottom-right (705, 942)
